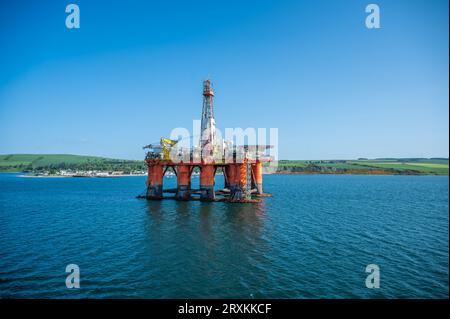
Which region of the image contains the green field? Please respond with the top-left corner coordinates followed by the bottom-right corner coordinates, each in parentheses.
top-left (275, 158), bottom-right (449, 175)
top-left (0, 154), bottom-right (146, 173)
top-left (347, 161), bottom-right (449, 174)
top-left (0, 154), bottom-right (104, 166)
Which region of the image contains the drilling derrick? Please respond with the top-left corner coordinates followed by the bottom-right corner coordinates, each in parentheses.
top-left (200, 79), bottom-right (217, 157)
top-left (199, 80), bottom-right (217, 200)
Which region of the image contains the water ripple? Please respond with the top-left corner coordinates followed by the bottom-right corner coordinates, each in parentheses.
top-left (0, 173), bottom-right (448, 298)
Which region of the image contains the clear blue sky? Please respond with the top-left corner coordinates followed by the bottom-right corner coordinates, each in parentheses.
top-left (0, 0), bottom-right (448, 160)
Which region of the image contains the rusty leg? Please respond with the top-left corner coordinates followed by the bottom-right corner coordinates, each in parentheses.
top-left (146, 164), bottom-right (164, 199)
top-left (200, 165), bottom-right (215, 201)
top-left (224, 165), bottom-right (236, 193)
top-left (229, 163), bottom-right (247, 201)
top-left (176, 165), bottom-right (191, 200)
top-left (252, 161), bottom-right (263, 195)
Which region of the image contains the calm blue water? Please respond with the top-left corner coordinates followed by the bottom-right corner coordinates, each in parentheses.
top-left (0, 172), bottom-right (448, 298)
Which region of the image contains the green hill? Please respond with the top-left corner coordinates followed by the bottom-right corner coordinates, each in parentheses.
top-left (0, 154), bottom-right (104, 167)
top-left (0, 154), bottom-right (146, 173)
top-left (276, 158), bottom-right (449, 175)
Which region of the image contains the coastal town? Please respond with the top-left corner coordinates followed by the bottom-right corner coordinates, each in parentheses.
top-left (25, 169), bottom-right (147, 178)
top-left (22, 169), bottom-right (206, 178)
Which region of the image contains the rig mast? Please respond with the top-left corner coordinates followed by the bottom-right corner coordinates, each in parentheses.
top-left (200, 79), bottom-right (217, 156)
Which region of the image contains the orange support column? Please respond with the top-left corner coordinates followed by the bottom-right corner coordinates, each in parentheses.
top-left (146, 165), bottom-right (152, 188)
top-left (252, 161), bottom-right (263, 195)
top-left (224, 165), bottom-right (236, 192)
top-left (146, 163), bottom-right (164, 199)
top-left (229, 163), bottom-right (247, 201)
top-left (200, 165), bottom-right (215, 201)
top-left (176, 165), bottom-right (191, 200)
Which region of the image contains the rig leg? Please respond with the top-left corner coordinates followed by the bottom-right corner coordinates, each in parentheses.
top-left (176, 165), bottom-right (191, 200)
top-left (146, 164), bottom-right (164, 199)
top-left (200, 164), bottom-right (215, 201)
top-left (229, 163), bottom-right (248, 201)
top-left (225, 165), bottom-right (236, 194)
top-left (252, 161), bottom-right (263, 195)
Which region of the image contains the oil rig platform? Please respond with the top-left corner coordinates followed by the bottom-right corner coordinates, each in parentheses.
top-left (140, 80), bottom-right (272, 203)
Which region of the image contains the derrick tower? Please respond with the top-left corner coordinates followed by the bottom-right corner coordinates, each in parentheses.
top-left (200, 79), bottom-right (217, 155)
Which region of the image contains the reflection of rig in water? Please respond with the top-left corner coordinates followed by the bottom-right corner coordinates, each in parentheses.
top-left (140, 80), bottom-right (272, 203)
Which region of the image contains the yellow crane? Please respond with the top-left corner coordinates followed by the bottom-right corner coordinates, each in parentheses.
top-left (160, 137), bottom-right (178, 160)
top-left (143, 137), bottom-right (178, 160)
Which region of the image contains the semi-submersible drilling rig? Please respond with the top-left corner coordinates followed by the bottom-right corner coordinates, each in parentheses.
top-left (142, 80), bottom-right (272, 202)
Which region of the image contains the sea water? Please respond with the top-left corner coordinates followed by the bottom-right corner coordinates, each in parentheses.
top-left (0, 173), bottom-right (448, 298)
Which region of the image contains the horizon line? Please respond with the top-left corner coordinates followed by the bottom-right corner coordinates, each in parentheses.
top-left (1, 153), bottom-right (448, 161)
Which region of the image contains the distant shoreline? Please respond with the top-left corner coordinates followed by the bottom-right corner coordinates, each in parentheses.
top-left (1, 154), bottom-right (448, 176)
top-left (271, 169), bottom-right (449, 176)
top-left (18, 173), bottom-right (147, 178)
top-left (271, 171), bottom-right (448, 176)
top-left (10, 171), bottom-right (448, 177)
